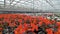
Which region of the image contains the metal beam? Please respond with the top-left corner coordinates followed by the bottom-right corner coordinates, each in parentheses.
top-left (10, 0), bottom-right (15, 4)
top-left (4, 0), bottom-right (6, 8)
top-left (46, 0), bottom-right (57, 10)
top-left (45, 0), bottom-right (54, 8)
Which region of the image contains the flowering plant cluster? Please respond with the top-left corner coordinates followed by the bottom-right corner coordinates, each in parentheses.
top-left (0, 14), bottom-right (60, 34)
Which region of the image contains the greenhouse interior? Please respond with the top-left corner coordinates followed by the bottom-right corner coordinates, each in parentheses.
top-left (0, 0), bottom-right (60, 34)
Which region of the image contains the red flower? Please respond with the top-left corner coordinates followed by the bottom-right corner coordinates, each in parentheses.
top-left (46, 28), bottom-right (53, 34)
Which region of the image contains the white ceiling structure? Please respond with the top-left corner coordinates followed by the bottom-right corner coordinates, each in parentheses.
top-left (0, 0), bottom-right (60, 12)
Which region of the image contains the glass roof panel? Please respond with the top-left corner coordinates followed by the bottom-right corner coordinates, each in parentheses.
top-left (0, 0), bottom-right (60, 12)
